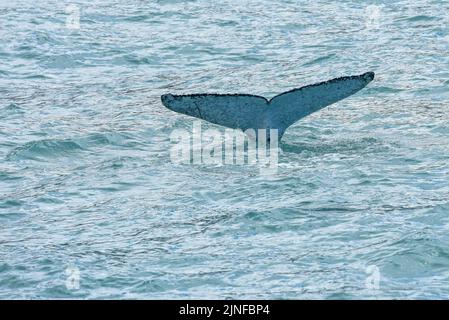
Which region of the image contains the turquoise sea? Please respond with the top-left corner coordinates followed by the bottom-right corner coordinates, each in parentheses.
top-left (2, 0), bottom-right (449, 299)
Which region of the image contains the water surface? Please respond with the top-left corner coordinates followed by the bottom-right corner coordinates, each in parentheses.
top-left (1, 0), bottom-right (449, 299)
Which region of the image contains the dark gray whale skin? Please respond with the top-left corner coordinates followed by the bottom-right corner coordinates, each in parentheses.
top-left (161, 72), bottom-right (374, 140)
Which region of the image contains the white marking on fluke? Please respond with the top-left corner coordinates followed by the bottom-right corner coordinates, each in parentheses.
top-left (161, 72), bottom-right (374, 141)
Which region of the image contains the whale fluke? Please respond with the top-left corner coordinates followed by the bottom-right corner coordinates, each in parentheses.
top-left (161, 72), bottom-right (374, 140)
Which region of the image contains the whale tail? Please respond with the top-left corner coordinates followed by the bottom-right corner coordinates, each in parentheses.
top-left (161, 72), bottom-right (374, 140)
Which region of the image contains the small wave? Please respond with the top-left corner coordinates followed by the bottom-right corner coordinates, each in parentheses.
top-left (78, 132), bottom-right (140, 148)
top-left (122, 15), bottom-right (150, 22)
top-left (371, 86), bottom-right (405, 94)
top-left (23, 74), bottom-right (51, 80)
top-left (0, 199), bottom-right (24, 208)
top-left (6, 139), bottom-right (84, 161)
top-left (404, 15), bottom-right (439, 22)
top-left (0, 103), bottom-right (24, 118)
top-left (281, 137), bottom-right (387, 155)
top-left (6, 132), bottom-right (140, 161)
top-left (43, 55), bottom-right (87, 69)
top-left (302, 54), bottom-right (336, 67)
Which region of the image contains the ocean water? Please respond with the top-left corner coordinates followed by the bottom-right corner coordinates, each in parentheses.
top-left (1, 0), bottom-right (449, 299)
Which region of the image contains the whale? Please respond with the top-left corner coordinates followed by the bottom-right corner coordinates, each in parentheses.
top-left (161, 72), bottom-right (374, 141)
